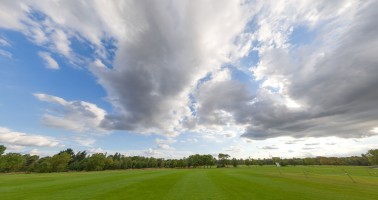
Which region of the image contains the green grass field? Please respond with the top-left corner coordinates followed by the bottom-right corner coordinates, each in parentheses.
top-left (1, 166), bottom-right (377, 200)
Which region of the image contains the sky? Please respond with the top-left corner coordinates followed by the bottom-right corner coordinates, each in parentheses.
top-left (0, 0), bottom-right (378, 159)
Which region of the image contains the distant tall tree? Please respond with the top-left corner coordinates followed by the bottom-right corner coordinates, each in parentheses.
top-left (366, 149), bottom-right (378, 165)
top-left (23, 154), bottom-right (39, 171)
top-left (203, 155), bottom-right (215, 168)
top-left (182, 157), bottom-right (188, 168)
top-left (148, 157), bottom-right (157, 168)
top-left (0, 153), bottom-right (25, 172)
top-left (303, 157), bottom-right (316, 165)
top-left (104, 156), bottom-right (114, 169)
top-left (0, 145), bottom-right (6, 155)
top-left (69, 151), bottom-right (87, 171)
top-left (245, 157), bottom-right (251, 167)
top-left (218, 153), bottom-right (230, 167)
top-left (232, 158), bottom-right (238, 167)
top-left (59, 148), bottom-right (74, 157)
top-left (121, 157), bottom-right (132, 169)
top-left (111, 153), bottom-right (123, 169)
top-left (113, 153), bottom-right (122, 161)
top-left (188, 154), bottom-right (199, 168)
top-left (85, 153), bottom-right (106, 171)
top-left (50, 152), bottom-right (71, 172)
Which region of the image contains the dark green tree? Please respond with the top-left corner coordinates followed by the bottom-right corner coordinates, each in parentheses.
top-left (0, 145), bottom-right (6, 155)
top-left (85, 153), bottom-right (106, 171)
top-left (366, 149), bottom-right (378, 165)
top-left (218, 153), bottom-right (230, 167)
top-left (0, 153), bottom-right (25, 172)
top-left (59, 148), bottom-right (74, 157)
top-left (232, 158), bottom-right (238, 167)
top-left (69, 151), bottom-right (87, 171)
top-left (50, 152), bottom-right (71, 172)
top-left (22, 154), bottom-right (39, 171)
top-left (245, 157), bottom-right (251, 167)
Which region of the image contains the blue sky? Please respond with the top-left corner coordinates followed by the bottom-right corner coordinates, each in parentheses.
top-left (1, 0), bottom-right (378, 158)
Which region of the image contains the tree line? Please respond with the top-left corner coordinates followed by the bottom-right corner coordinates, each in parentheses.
top-left (0, 145), bottom-right (377, 173)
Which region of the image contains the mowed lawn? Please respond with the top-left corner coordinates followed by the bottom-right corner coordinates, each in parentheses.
top-left (0, 166), bottom-right (377, 200)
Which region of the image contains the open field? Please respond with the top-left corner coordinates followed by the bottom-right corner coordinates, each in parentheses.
top-left (0, 166), bottom-right (377, 200)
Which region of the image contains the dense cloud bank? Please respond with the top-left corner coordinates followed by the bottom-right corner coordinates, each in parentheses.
top-left (1, 0), bottom-right (378, 140)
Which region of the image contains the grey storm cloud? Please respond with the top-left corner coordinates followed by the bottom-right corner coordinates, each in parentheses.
top-left (193, 80), bottom-right (253, 126)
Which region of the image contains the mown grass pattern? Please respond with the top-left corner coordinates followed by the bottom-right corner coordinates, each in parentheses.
top-left (0, 166), bottom-right (377, 200)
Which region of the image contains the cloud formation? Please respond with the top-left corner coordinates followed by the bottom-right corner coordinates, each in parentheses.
top-left (34, 93), bottom-right (107, 133)
top-left (1, 0), bottom-right (378, 142)
top-left (155, 138), bottom-right (176, 150)
top-left (0, 49), bottom-right (12, 58)
top-left (0, 127), bottom-right (59, 147)
top-left (38, 51), bottom-right (59, 69)
top-left (242, 0), bottom-right (378, 139)
top-left (0, 37), bottom-right (10, 46)
top-left (261, 146), bottom-right (278, 150)
top-left (90, 1), bottom-right (254, 135)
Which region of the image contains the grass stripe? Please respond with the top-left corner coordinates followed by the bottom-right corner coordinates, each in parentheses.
top-left (0, 167), bottom-right (377, 200)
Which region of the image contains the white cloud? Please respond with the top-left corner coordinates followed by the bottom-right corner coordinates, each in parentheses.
top-left (370, 127), bottom-right (378, 134)
top-left (225, 145), bottom-right (243, 153)
top-left (29, 149), bottom-right (40, 156)
top-left (34, 93), bottom-right (66, 104)
top-left (180, 138), bottom-right (199, 143)
top-left (73, 136), bottom-right (96, 147)
top-left (302, 147), bottom-right (316, 150)
top-left (0, 127), bottom-right (59, 147)
top-left (244, 139), bottom-right (253, 143)
top-left (285, 139), bottom-right (305, 145)
top-left (0, 49), bottom-right (12, 58)
top-left (143, 148), bottom-right (160, 157)
top-left (29, 27), bottom-right (48, 45)
top-left (0, 1), bottom-right (29, 30)
top-left (0, 38), bottom-right (10, 46)
top-left (155, 138), bottom-right (176, 150)
top-left (51, 29), bottom-right (71, 57)
top-left (0, 2), bottom-right (80, 66)
top-left (38, 51), bottom-right (59, 69)
top-left (88, 147), bottom-right (105, 154)
top-left (140, 148), bottom-right (193, 159)
top-left (34, 93), bottom-right (107, 133)
top-left (305, 143), bottom-right (319, 146)
top-left (85, 146), bottom-right (193, 159)
top-left (0, 36), bottom-right (12, 58)
top-left (6, 145), bottom-right (25, 151)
